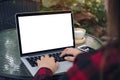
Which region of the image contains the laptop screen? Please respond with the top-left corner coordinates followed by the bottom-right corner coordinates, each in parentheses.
top-left (16, 11), bottom-right (75, 55)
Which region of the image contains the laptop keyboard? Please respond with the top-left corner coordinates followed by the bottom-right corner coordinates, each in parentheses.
top-left (26, 52), bottom-right (65, 67)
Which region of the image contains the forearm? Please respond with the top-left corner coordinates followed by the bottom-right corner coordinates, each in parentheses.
top-left (33, 67), bottom-right (53, 80)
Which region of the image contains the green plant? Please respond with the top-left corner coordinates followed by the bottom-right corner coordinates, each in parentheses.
top-left (81, 0), bottom-right (106, 26)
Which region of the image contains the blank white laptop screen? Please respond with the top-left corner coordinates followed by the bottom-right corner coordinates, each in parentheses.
top-left (18, 12), bottom-right (74, 54)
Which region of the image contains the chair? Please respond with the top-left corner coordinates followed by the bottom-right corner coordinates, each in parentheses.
top-left (0, 0), bottom-right (40, 31)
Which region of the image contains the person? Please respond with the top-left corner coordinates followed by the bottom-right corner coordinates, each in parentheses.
top-left (33, 0), bottom-right (120, 80)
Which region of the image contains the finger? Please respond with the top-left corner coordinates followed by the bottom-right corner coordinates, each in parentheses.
top-left (60, 52), bottom-right (66, 57)
top-left (60, 48), bottom-right (70, 57)
top-left (45, 55), bottom-right (54, 61)
top-left (60, 51), bottom-right (73, 57)
top-left (65, 48), bottom-right (74, 54)
top-left (44, 55), bottom-right (49, 58)
top-left (50, 56), bottom-right (55, 60)
top-left (36, 59), bottom-right (40, 63)
top-left (41, 56), bottom-right (44, 60)
top-left (64, 56), bottom-right (75, 62)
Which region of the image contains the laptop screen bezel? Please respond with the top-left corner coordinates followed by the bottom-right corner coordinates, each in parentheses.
top-left (15, 11), bottom-right (75, 57)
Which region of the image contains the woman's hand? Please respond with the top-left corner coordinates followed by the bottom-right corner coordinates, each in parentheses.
top-left (60, 48), bottom-right (83, 62)
top-left (37, 55), bottom-right (59, 73)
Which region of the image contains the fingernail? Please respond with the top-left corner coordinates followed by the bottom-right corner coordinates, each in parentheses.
top-left (64, 57), bottom-right (68, 60)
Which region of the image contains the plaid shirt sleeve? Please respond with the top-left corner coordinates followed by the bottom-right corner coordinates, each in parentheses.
top-left (60, 48), bottom-right (120, 80)
top-left (32, 67), bottom-right (53, 80)
top-left (62, 51), bottom-right (103, 80)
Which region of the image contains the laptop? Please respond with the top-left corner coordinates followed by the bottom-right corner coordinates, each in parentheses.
top-left (15, 11), bottom-right (75, 76)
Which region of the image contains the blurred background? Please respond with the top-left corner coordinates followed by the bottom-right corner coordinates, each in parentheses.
top-left (0, 0), bottom-right (106, 39)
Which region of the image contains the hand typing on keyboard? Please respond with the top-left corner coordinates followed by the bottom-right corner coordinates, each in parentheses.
top-left (37, 55), bottom-right (59, 73)
top-left (29, 48), bottom-right (83, 73)
top-left (26, 52), bottom-right (65, 67)
top-left (60, 48), bottom-right (83, 62)
top-left (26, 48), bottom-right (84, 67)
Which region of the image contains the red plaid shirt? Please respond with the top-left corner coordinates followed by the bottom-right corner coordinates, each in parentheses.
top-left (33, 47), bottom-right (120, 80)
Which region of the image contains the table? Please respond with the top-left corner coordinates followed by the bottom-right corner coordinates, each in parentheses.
top-left (0, 28), bottom-right (102, 79)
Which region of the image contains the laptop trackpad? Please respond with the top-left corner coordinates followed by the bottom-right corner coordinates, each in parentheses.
top-left (55, 61), bottom-right (73, 74)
